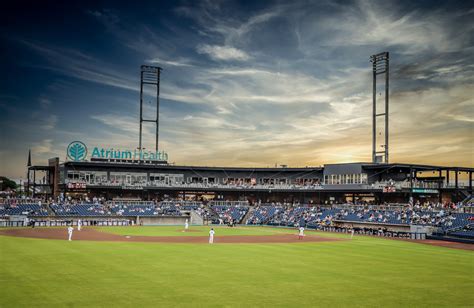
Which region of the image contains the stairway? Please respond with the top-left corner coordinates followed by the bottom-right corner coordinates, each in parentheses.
top-left (461, 194), bottom-right (472, 205)
top-left (190, 210), bottom-right (204, 225)
top-left (241, 206), bottom-right (255, 225)
top-left (46, 203), bottom-right (56, 216)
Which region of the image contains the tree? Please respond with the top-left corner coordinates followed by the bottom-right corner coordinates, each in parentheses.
top-left (0, 177), bottom-right (18, 191)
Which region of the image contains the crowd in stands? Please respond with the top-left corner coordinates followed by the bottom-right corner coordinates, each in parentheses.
top-left (449, 221), bottom-right (474, 239)
top-left (1, 197), bottom-right (473, 239)
top-left (49, 202), bottom-right (184, 217)
top-left (81, 180), bottom-right (324, 191)
top-left (211, 205), bottom-right (249, 224)
top-left (245, 201), bottom-right (474, 238)
top-left (50, 203), bottom-right (111, 216)
top-left (0, 202), bottom-right (48, 216)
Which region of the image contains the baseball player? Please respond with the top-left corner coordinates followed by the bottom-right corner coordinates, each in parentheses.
top-left (77, 219), bottom-right (82, 231)
top-left (298, 226), bottom-right (305, 240)
top-left (209, 228), bottom-right (215, 244)
top-left (67, 226), bottom-right (74, 241)
top-left (351, 227), bottom-right (355, 239)
top-left (184, 219), bottom-right (189, 231)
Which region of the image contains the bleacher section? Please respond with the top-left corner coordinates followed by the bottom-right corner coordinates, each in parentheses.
top-left (449, 227), bottom-right (474, 239)
top-left (49, 202), bottom-right (184, 217)
top-left (2, 200), bottom-right (473, 240)
top-left (211, 205), bottom-right (248, 224)
top-left (0, 203), bottom-right (49, 216)
top-left (51, 204), bottom-right (111, 216)
top-left (245, 205), bottom-right (474, 240)
top-left (246, 205), bottom-right (283, 225)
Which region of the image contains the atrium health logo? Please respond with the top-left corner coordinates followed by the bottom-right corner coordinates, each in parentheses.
top-left (67, 141), bottom-right (88, 161)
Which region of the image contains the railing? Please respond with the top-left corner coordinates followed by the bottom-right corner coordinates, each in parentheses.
top-left (444, 223), bottom-right (474, 234)
top-left (0, 219), bottom-right (131, 227)
top-left (106, 201), bottom-right (154, 206)
top-left (65, 178), bottom-right (474, 191)
top-left (209, 201), bottom-right (249, 207)
top-left (368, 181), bottom-right (473, 189)
top-left (0, 198), bottom-right (44, 204)
top-left (160, 201), bottom-right (203, 207)
top-left (66, 181), bottom-right (326, 191)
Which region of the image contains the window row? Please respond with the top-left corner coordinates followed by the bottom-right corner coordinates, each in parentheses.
top-left (324, 173), bottom-right (368, 185)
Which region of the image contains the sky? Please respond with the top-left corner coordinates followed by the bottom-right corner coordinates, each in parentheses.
top-left (0, 0), bottom-right (473, 179)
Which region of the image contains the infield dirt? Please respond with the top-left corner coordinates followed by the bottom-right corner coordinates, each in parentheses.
top-left (0, 227), bottom-right (342, 244)
top-left (1, 228), bottom-right (473, 250)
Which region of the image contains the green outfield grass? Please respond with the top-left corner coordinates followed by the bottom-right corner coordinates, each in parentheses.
top-left (97, 225), bottom-right (288, 237)
top-left (0, 226), bottom-right (473, 307)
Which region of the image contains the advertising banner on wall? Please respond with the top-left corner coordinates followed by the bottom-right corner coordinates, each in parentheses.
top-left (66, 141), bottom-right (168, 162)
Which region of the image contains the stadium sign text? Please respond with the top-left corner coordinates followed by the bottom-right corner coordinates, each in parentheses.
top-left (66, 141), bottom-right (168, 162)
top-left (412, 188), bottom-right (439, 194)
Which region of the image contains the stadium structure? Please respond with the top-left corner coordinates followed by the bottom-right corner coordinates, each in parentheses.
top-left (27, 158), bottom-right (473, 205)
top-left (25, 54), bottom-right (473, 205)
top-left (2, 52), bottom-right (472, 242)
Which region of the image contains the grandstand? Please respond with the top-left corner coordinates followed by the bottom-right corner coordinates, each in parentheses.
top-left (2, 198), bottom-right (473, 242)
top-left (0, 203), bottom-right (49, 216)
top-left (26, 160), bottom-right (473, 208)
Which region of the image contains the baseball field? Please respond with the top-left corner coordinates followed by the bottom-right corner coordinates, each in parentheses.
top-left (0, 226), bottom-right (472, 307)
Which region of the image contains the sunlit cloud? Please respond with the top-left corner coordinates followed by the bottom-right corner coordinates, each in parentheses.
top-left (1, 0), bottom-right (473, 179)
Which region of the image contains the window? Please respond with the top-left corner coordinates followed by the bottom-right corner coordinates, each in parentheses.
top-left (361, 173), bottom-right (368, 184)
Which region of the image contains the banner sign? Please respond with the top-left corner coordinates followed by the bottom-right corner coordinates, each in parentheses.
top-left (412, 188), bottom-right (439, 194)
top-left (383, 186), bottom-right (396, 193)
top-left (67, 141), bottom-right (168, 162)
top-left (67, 182), bottom-right (87, 190)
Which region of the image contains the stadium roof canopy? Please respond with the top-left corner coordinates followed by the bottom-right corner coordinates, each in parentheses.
top-left (61, 161), bottom-right (324, 172)
top-left (59, 160), bottom-right (473, 172)
top-left (362, 163), bottom-right (474, 172)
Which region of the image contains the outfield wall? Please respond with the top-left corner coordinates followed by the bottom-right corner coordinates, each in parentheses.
top-left (138, 216), bottom-right (189, 226)
top-left (333, 220), bottom-right (410, 232)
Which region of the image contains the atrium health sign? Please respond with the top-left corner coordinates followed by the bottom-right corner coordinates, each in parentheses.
top-left (66, 141), bottom-right (168, 162)
top-left (67, 141), bottom-right (87, 161)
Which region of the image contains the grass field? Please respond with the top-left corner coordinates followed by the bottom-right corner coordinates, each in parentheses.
top-left (99, 225), bottom-right (286, 237)
top-left (1, 226), bottom-right (473, 307)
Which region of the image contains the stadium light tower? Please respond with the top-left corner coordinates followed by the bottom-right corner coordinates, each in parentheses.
top-left (370, 52), bottom-right (389, 163)
top-left (139, 65), bottom-right (162, 153)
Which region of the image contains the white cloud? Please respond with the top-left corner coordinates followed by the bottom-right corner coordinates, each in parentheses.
top-left (42, 115), bottom-right (58, 130)
top-left (90, 114), bottom-right (138, 135)
top-left (196, 44), bottom-right (250, 61)
top-left (30, 112), bottom-right (57, 130)
top-left (32, 139), bottom-right (53, 154)
top-left (19, 40), bottom-right (137, 92)
top-left (147, 57), bottom-right (194, 67)
top-left (312, 0), bottom-right (471, 55)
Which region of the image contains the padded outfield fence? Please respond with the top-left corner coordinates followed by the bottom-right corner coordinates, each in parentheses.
top-left (0, 219), bottom-right (131, 228)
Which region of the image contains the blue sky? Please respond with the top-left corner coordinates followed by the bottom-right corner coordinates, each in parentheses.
top-left (0, 0), bottom-right (473, 179)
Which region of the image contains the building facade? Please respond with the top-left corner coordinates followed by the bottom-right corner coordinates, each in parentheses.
top-left (28, 158), bottom-right (473, 204)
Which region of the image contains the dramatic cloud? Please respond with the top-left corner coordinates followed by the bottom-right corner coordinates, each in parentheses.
top-left (1, 0), bottom-right (473, 179)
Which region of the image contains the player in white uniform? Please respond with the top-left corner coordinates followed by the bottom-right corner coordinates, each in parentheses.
top-left (77, 219), bottom-right (82, 231)
top-left (67, 226), bottom-right (74, 241)
top-left (298, 226), bottom-right (305, 240)
top-left (184, 219), bottom-right (189, 231)
top-left (351, 227), bottom-right (355, 239)
top-left (209, 228), bottom-right (215, 244)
